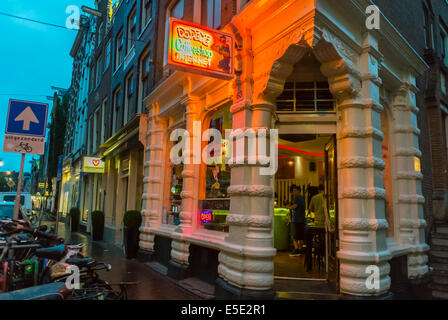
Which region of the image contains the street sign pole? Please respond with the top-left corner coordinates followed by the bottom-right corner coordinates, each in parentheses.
top-left (13, 153), bottom-right (25, 220)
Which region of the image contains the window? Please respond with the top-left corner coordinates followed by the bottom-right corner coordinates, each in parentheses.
top-left (101, 98), bottom-right (107, 144)
top-left (441, 22), bottom-right (448, 66)
top-left (127, 6), bottom-right (137, 53)
top-left (112, 86), bottom-right (121, 134)
top-left (4, 196), bottom-right (24, 205)
top-left (276, 81), bottom-right (335, 112)
top-left (97, 22), bottom-right (103, 47)
top-left (444, 111), bottom-right (448, 156)
top-left (198, 105), bottom-right (232, 232)
top-left (171, 0), bottom-right (184, 19)
top-left (442, 72), bottom-right (447, 95)
top-left (88, 116), bottom-right (94, 154)
top-left (163, 128), bottom-right (185, 226)
top-left (423, 3), bottom-right (433, 49)
top-left (105, 40), bottom-right (111, 70)
top-left (141, 0), bottom-right (152, 31)
top-left (124, 71), bottom-right (134, 125)
top-left (94, 106), bottom-right (101, 151)
top-left (89, 64), bottom-right (95, 92)
top-left (206, 0), bottom-right (221, 29)
top-left (139, 48), bottom-right (152, 112)
top-left (115, 28), bottom-right (124, 69)
top-left (96, 55), bottom-right (103, 87)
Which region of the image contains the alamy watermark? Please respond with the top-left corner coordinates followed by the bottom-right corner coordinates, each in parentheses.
top-left (65, 5), bottom-right (80, 30)
top-left (169, 121), bottom-right (278, 176)
top-left (365, 265), bottom-right (380, 290)
top-left (65, 265), bottom-right (80, 289)
top-left (366, 5), bottom-right (380, 30)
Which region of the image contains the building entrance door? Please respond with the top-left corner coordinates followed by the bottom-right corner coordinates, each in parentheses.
top-left (273, 131), bottom-right (339, 295)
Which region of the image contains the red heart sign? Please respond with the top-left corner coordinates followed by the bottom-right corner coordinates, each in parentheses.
top-left (92, 159), bottom-right (101, 167)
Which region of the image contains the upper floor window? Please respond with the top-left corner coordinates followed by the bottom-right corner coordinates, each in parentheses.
top-left (141, 0), bottom-right (152, 31)
top-left (89, 64), bottom-right (95, 92)
top-left (112, 86), bottom-right (121, 135)
top-left (442, 72), bottom-right (447, 95)
top-left (94, 105), bottom-right (101, 151)
top-left (441, 22), bottom-right (448, 66)
top-left (101, 98), bottom-right (107, 144)
top-left (206, 0), bottom-right (221, 29)
top-left (423, 2), bottom-right (434, 49)
top-left (171, 0), bottom-right (184, 19)
top-left (124, 70), bottom-right (135, 125)
top-left (139, 47), bottom-right (152, 113)
top-left (96, 55), bottom-right (103, 86)
top-left (276, 81), bottom-right (335, 113)
top-left (97, 22), bottom-right (103, 47)
top-left (127, 6), bottom-right (137, 53)
top-left (105, 39), bottom-right (111, 70)
top-left (115, 28), bottom-right (124, 69)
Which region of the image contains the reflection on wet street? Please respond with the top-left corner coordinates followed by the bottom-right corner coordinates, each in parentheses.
top-left (46, 221), bottom-right (197, 300)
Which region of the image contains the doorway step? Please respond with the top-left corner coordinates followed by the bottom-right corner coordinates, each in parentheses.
top-left (274, 278), bottom-right (340, 300)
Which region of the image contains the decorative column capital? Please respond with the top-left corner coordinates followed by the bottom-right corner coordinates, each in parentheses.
top-left (320, 59), bottom-right (361, 102)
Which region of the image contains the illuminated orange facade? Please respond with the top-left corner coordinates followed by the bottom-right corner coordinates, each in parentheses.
top-left (140, 0), bottom-right (430, 300)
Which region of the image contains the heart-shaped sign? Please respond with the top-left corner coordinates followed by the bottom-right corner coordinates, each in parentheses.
top-left (92, 159), bottom-right (101, 167)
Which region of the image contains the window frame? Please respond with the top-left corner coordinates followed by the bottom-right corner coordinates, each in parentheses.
top-left (141, 0), bottom-right (152, 33)
top-left (124, 70), bottom-right (134, 125)
top-left (276, 80), bottom-right (335, 113)
top-left (170, 0), bottom-right (184, 19)
top-left (105, 39), bottom-right (111, 71)
top-left (112, 86), bottom-right (121, 135)
top-left (206, 0), bottom-right (221, 29)
top-left (126, 5), bottom-right (137, 54)
top-left (115, 28), bottom-right (124, 70)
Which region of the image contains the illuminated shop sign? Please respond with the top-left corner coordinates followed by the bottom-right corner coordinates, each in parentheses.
top-left (200, 210), bottom-right (213, 223)
top-left (165, 18), bottom-right (234, 80)
top-left (82, 157), bottom-right (105, 173)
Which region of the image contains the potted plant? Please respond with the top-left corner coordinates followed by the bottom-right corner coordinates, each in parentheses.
top-left (123, 210), bottom-right (142, 259)
top-left (69, 207), bottom-right (80, 232)
top-left (91, 210), bottom-right (105, 241)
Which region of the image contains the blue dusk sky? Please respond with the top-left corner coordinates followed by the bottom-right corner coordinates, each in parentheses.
top-left (0, 0), bottom-right (94, 173)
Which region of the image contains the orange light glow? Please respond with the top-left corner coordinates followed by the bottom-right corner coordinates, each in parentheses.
top-left (166, 18), bottom-right (234, 80)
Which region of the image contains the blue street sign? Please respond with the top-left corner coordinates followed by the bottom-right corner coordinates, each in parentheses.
top-left (5, 99), bottom-right (48, 137)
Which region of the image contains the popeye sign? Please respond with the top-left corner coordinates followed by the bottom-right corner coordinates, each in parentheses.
top-left (165, 18), bottom-right (234, 80)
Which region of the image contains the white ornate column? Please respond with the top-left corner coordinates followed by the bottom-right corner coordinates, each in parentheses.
top-left (139, 114), bottom-right (168, 255)
top-left (217, 100), bottom-right (277, 299)
top-left (169, 97), bottom-right (201, 278)
top-left (390, 81), bottom-right (429, 278)
top-left (321, 33), bottom-right (392, 297)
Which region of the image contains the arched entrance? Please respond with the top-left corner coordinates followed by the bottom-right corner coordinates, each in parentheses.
top-left (270, 51), bottom-right (339, 294)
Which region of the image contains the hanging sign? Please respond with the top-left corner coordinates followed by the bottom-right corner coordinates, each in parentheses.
top-left (165, 18), bottom-right (234, 80)
top-left (82, 157), bottom-right (105, 173)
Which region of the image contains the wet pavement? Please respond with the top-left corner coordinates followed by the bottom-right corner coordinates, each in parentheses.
top-left (45, 221), bottom-right (198, 300)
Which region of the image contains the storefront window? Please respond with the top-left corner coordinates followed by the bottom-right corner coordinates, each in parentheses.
top-left (198, 105), bottom-right (232, 232)
top-left (163, 128), bottom-right (184, 226)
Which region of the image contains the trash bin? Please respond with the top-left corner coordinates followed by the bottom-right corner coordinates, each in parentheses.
top-left (274, 208), bottom-right (290, 250)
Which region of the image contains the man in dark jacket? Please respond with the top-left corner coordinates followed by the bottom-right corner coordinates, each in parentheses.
top-left (287, 184), bottom-right (306, 255)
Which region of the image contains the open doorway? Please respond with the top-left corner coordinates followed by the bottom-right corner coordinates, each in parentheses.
top-left (273, 133), bottom-right (338, 292)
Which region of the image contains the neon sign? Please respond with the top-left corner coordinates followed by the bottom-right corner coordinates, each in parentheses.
top-left (165, 18), bottom-right (234, 80)
top-left (200, 210), bottom-right (213, 223)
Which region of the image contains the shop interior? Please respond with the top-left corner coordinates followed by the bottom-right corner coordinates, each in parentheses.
top-left (273, 134), bottom-right (336, 280)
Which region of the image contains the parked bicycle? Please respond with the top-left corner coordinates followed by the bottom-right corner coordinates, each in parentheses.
top-left (0, 220), bottom-right (135, 300)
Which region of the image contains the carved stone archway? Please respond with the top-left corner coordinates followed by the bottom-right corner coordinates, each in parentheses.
top-left (218, 28), bottom-right (394, 297)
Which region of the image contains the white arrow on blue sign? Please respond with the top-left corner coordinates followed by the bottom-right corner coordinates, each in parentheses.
top-left (3, 99), bottom-right (49, 155)
top-left (6, 99), bottom-right (48, 137)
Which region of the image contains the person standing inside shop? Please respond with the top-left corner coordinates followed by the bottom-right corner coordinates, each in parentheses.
top-left (309, 184), bottom-right (326, 229)
top-left (287, 185), bottom-right (306, 255)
